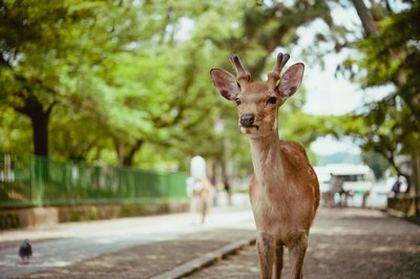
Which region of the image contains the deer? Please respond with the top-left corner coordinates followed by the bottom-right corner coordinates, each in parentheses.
top-left (210, 53), bottom-right (319, 279)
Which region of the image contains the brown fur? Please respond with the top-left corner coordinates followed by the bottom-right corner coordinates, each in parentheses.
top-left (249, 140), bottom-right (320, 237)
top-left (247, 113), bottom-right (319, 279)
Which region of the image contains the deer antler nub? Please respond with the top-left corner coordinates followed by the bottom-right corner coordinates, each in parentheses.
top-left (229, 54), bottom-right (251, 85)
top-left (268, 53), bottom-right (290, 87)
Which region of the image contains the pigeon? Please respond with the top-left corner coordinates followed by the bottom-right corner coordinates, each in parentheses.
top-left (19, 239), bottom-right (32, 264)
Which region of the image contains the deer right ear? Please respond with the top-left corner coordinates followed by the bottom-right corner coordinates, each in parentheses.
top-left (276, 63), bottom-right (305, 100)
top-left (210, 68), bottom-right (240, 101)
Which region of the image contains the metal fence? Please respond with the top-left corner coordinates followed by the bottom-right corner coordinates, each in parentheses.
top-left (0, 154), bottom-right (188, 208)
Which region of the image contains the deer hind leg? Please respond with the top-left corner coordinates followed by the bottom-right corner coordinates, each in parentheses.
top-left (273, 239), bottom-right (284, 279)
top-left (288, 233), bottom-right (308, 279)
top-left (256, 232), bottom-right (275, 279)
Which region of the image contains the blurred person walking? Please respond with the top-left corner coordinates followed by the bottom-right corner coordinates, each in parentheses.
top-left (328, 173), bottom-right (347, 207)
top-left (187, 156), bottom-right (214, 224)
top-left (391, 177), bottom-right (402, 196)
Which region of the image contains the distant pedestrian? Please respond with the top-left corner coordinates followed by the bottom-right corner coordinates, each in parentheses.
top-left (332, 175), bottom-right (344, 194)
top-left (188, 177), bottom-right (214, 224)
top-left (362, 190), bottom-right (370, 208)
top-left (391, 178), bottom-right (402, 196)
top-left (328, 174), bottom-right (351, 207)
top-left (188, 156), bottom-right (214, 224)
top-left (223, 175), bottom-right (232, 206)
top-left (326, 173), bottom-right (343, 207)
top-left (322, 173), bottom-right (334, 207)
top-left (19, 239), bottom-right (32, 264)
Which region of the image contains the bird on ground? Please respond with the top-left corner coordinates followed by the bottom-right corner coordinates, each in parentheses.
top-left (18, 239), bottom-right (32, 264)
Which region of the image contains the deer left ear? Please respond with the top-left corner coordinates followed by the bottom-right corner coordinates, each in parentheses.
top-left (276, 63), bottom-right (304, 99)
top-left (210, 68), bottom-right (240, 101)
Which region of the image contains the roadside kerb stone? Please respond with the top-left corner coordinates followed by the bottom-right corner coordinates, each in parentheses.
top-left (151, 236), bottom-right (256, 279)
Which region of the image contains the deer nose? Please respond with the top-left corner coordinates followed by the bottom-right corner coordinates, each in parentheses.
top-left (240, 113), bottom-right (255, 127)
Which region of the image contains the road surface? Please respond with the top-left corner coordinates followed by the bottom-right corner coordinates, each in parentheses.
top-left (1, 193), bottom-right (419, 278)
top-left (0, 195), bottom-right (254, 279)
top-left (187, 208), bottom-right (420, 279)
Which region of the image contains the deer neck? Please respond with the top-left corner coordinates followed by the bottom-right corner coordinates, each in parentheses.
top-left (249, 130), bottom-right (283, 186)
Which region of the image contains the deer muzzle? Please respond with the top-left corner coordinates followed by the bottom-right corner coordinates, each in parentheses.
top-left (240, 113), bottom-right (256, 128)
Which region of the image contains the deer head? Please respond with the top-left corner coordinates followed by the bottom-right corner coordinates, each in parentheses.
top-left (210, 53), bottom-right (304, 139)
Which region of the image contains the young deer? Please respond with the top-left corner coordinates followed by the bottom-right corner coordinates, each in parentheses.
top-left (210, 53), bottom-right (319, 279)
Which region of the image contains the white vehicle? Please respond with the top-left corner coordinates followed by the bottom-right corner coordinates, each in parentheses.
top-left (314, 164), bottom-right (375, 194)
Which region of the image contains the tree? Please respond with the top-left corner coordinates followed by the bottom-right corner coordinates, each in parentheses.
top-left (103, 0), bottom-right (336, 169)
top-left (341, 0), bottom-right (420, 194)
top-left (0, 0), bottom-right (141, 157)
top-left (1, 0), bottom-right (337, 175)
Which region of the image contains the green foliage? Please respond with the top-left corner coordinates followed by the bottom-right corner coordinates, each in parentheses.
top-left (0, 0), bottom-right (145, 156)
top-left (0, 0), bottom-right (338, 176)
top-left (0, 108), bottom-right (32, 153)
top-left (361, 150), bottom-right (390, 179)
top-left (332, 1), bottom-right (419, 192)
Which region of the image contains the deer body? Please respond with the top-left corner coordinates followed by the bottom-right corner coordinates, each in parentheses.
top-left (249, 139), bottom-right (318, 240)
top-left (211, 53), bottom-right (319, 278)
top-left (249, 134), bottom-right (319, 279)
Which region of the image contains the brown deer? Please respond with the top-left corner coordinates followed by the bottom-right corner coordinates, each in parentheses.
top-left (210, 53), bottom-right (319, 279)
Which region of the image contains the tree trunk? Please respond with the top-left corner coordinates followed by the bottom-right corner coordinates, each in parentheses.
top-left (116, 139), bottom-right (144, 167)
top-left (116, 143), bottom-right (125, 165)
top-left (411, 152), bottom-right (420, 196)
top-left (351, 0), bottom-right (379, 37)
top-left (209, 160), bottom-right (217, 186)
top-left (31, 112), bottom-right (49, 157)
top-left (385, 151), bottom-right (412, 194)
top-left (14, 95), bottom-right (53, 157)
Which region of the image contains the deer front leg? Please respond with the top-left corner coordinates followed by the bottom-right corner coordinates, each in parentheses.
top-left (256, 232), bottom-right (275, 279)
top-left (273, 239), bottom-right (284, 279)
top-left (288, 232), bottom-right (308, 279)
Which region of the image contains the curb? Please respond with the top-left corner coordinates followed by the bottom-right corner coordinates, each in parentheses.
top-left (386, 208), bottom-right (407, 218)
top-left (151, 236), bottom-right (256, 279)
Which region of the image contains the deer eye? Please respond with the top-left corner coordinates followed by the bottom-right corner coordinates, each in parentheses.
top-left (234, 98), bottom-right (241, 106)
top-left (267, 96), bottom-right (277, 105)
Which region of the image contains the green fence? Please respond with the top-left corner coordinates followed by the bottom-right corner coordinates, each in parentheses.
top-left (0, 154), bottom-right (188, 208)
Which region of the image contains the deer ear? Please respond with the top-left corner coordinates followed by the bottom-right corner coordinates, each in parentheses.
top-left (277, 63), bottom-right (304, 99)
top-left (210, 68), bottom-right (240, 101)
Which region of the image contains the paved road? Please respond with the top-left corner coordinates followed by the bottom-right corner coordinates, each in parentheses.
top-left (187, 208), bottom-right (420, 279)
top-left (21, 229), bottom-right (256, 279)
top-left (0, 197), bottom-right (254, 279)
top-left (1, 197), bottom-right (419, 279)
